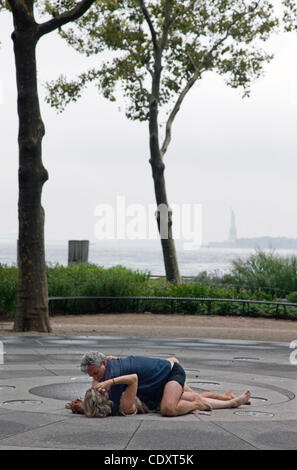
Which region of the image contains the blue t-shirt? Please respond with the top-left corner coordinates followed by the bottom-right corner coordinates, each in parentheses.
top-left (103, 356), bottom-right (172, 415)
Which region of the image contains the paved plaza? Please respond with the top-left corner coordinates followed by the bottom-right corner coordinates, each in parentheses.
top-left (0, 333), bottom-right (296, 451)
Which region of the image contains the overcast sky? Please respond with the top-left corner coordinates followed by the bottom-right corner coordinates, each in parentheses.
top-left (1, 3), bottom-right (297, 245)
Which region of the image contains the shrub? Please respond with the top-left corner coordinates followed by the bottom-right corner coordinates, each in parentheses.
top-left (1, 258), bottom-right (297, 319)
top-left (230, 250), bottom-right (297, 298)
top-left (287, 291), bottom-right (297, 303)
top-left (0, 264), bottom-right (18, 316)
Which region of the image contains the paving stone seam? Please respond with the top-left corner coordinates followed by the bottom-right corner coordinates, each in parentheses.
top-left (0, 416), bottom-right (68, 442)
top-left (212, 421), bottom-right (260, 450)
top-left (124, 420), bottom-right (144, 450)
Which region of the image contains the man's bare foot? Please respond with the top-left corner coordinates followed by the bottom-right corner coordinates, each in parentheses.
top-left (230, 390), bottom-right (251, 408)
top-left (225, 389), bottom-right (251, 405)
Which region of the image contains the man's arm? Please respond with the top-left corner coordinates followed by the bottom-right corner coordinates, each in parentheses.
top-left (92, 373), bottom-right (137, 392)
top-left (93, 373), bottom-right (138, 416)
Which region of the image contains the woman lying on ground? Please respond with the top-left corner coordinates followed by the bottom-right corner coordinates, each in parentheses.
top-left (83, 373), bottom-right (146, 417)
top-left (69, 370), bottom-right (251, 418)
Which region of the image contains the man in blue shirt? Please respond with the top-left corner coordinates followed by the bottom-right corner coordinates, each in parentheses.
top-left (93, 354), bottom-right (172, 414)
top-left (70, 351), bottom-right (210, 416)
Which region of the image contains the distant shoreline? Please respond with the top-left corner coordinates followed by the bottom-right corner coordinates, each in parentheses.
top-left (1, 242), bottom-right (297, 277)
top-left (207, 236), bottom-right (297, 250)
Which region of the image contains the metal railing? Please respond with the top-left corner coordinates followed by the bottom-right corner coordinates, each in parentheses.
top-left (150, 275), bottom-right (297, 298)
top-left (48, 295), bottom-right (297, 318)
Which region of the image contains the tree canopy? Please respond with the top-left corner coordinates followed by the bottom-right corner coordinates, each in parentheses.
top-left (46, 0), bottom-right (278, 138)
top-left (43, 0), bottom-right (280, 284)
top-left (283, 0), bottom-right (297, 31)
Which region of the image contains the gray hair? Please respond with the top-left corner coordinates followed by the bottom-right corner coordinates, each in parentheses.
top-left (80, 351), bottom-right (107, 374)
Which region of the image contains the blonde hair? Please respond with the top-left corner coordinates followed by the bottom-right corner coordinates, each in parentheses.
top-left (83, 388), bottom-right (113, 418)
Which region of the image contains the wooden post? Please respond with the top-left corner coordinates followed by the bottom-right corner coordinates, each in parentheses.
top-left (68, 240), bottom-right (89, 265)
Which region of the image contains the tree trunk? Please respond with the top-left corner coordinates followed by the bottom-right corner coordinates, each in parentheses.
top-left (149, 66), bottom-right (180, 283)
top-left (11, 22), bottom-right (51, 332)
top-left (150, 152), bottom-right (181, 284)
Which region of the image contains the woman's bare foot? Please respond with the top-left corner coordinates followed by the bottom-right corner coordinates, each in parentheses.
top-left (225, 389), bottom-right (251, 405)
top-left (230, 390), bottom-right (251, 408)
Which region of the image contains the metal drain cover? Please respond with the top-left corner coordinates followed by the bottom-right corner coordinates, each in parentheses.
top-left (234, 410), bottom-right (274, 417)
top-left (3, 400), bottom-right (43, 406)
top-left (250, 396), bottom-right (268, 403)
top-left (188, 381), bottom-right (221, 388)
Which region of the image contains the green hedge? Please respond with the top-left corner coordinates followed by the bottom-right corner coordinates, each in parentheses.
top-left (0, 264), bottom-right (18, 315)
top-left (1, 262), bottom-right (296, 319)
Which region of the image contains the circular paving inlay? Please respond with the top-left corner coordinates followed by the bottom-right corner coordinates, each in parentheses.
top-left (234, 410), bottom-right (274, 417)
top-left (30, 382), bottom-right (90, 401)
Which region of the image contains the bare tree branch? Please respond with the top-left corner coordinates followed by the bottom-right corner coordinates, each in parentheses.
top-left (161, 2), bottom-right (257, 158)
top-left (160, 69), bottom-right (201, 158)
top-left (37, 0), bottom-right (95, 37)
top-left (138, 0), bottom-right (159, 51)
top-left (160, 0), bottom-right (173, 52)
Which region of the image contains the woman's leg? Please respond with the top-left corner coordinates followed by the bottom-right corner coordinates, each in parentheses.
top-left (200, 390), bottom-right (235, 400)
top-left (200, 390), bottom-right (251, 410)
top-left (182, 386), bottom-right (238, 403)
top-left (182, 383), bottom-right (252, 405)
top-left (183, 390), bottom-right (235, 401)
top-left (200, 390), bottom-right (251, 404)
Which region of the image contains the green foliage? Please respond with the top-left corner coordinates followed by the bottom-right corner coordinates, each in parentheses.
top-left (282, 0), bottom-right (297, 32)
top-left (0, 264), bottom-right (18, 316)
top-left (230, 250), bottom-right (297, 297)
top-left (45, 0), bottom-right (279, 120)
top-left (287, 291), bottom-right (297, 303)
top-left (1, 259), bottom-right (297, 318)
top-left (46, 263), bottom-right (150, 313)
top-left (46, 262), bottom-right (149, 297)
top-left (0, 1), bottom-right (11, 11)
